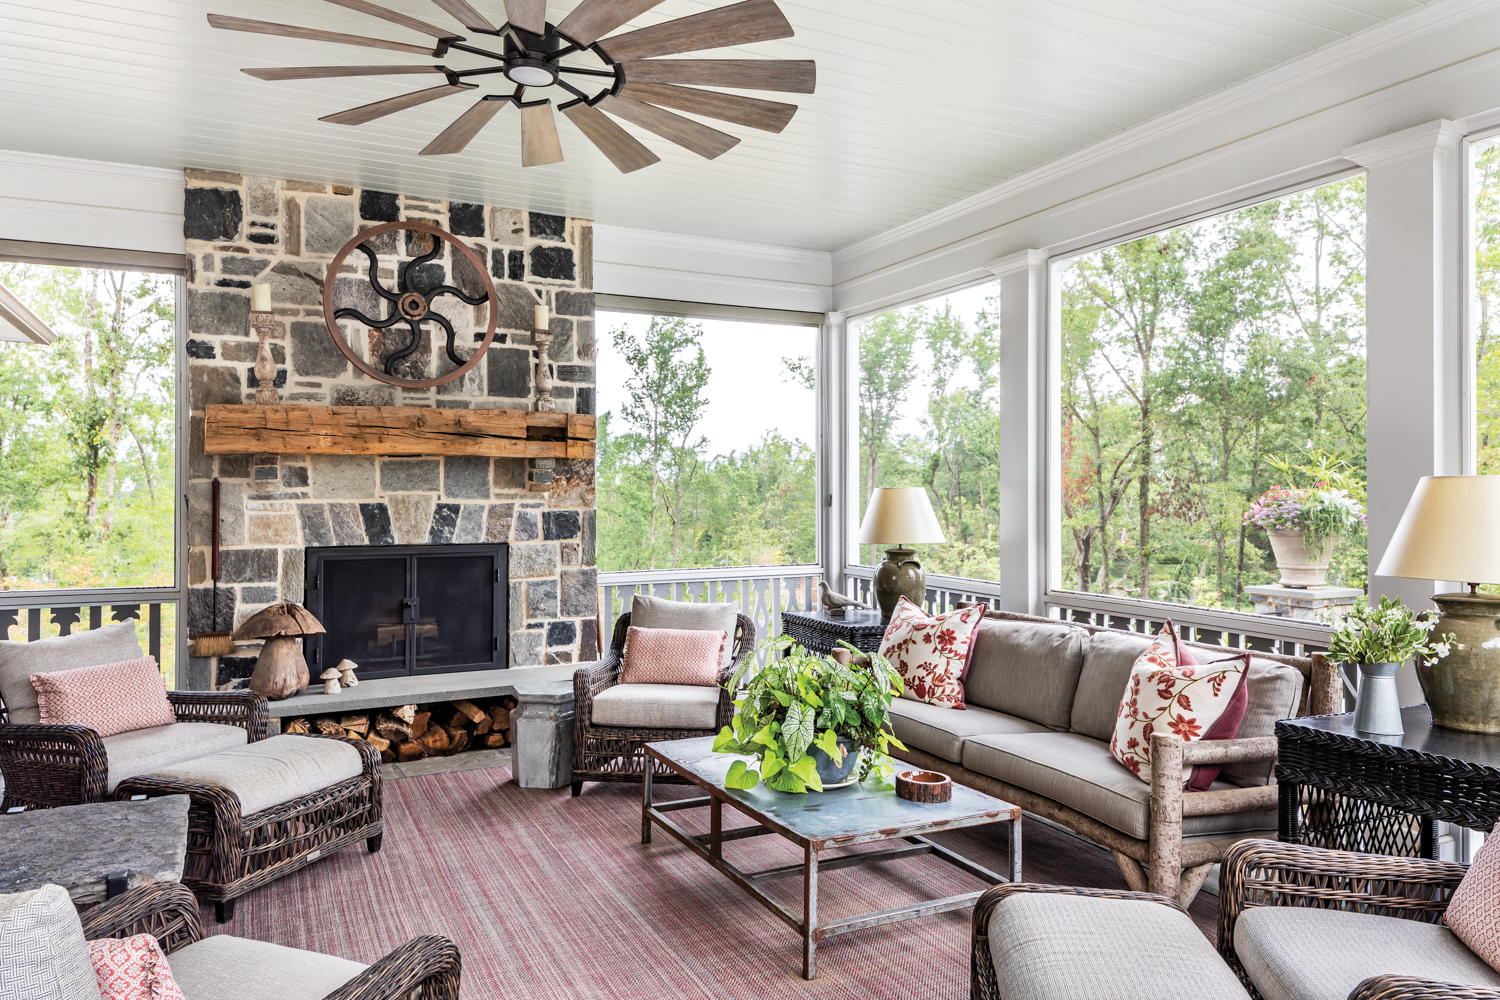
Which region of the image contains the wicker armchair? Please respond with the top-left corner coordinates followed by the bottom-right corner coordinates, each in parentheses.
top-left (79, 881), bottom-right (461, 999)
top-left (0, 688), bottom-right (268, 811)
top-left (571, 611), bottom-right (754, 794)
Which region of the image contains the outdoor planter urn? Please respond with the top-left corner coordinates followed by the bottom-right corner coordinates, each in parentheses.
top-left (1267, 530), bottom-right (1337, 588)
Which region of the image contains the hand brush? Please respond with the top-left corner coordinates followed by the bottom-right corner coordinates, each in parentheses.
top-left (191, 477), bottom-right (236, 658)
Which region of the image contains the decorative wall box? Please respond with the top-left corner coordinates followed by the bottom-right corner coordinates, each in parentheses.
top-left (204, 404), bottom-right (596, 459)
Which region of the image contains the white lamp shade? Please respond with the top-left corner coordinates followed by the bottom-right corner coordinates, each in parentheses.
top-left (1376, 475), bottom-right (1500, 584)
top-left (857, 487), bottom-right (946, 545)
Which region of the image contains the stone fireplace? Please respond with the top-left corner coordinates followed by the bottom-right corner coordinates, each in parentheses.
top-left (180, 169), bottom-right (598, 691)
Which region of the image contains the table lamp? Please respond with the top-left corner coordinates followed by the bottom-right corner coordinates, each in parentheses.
top-left (858, 487), bottom-right (946, 618)
top-left (1375, 475), bottom-right (1500, 732)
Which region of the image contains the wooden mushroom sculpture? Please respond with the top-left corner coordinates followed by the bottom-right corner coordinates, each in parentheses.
top-left (337, 659), bottom-right (359, 688)
top-left (235, 603), bottom-right (326, 700)
top-left (319, 667), bottom-right (342, 696)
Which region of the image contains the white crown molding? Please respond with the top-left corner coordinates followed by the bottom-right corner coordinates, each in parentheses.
top-left (0, 148), bottom-right (184, 254)
top-left (831, 0), bottom-right (1495, 271)
top-left (1343, 119), bottom-right (1466, 167)
top-left (985, 250), bottom-right (1048, 277)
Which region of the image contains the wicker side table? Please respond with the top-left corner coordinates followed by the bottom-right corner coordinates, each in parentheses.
top-left (781, 609), bottom-right (887, 655)
top-left (1276, 706), bottom-right (1500, 858)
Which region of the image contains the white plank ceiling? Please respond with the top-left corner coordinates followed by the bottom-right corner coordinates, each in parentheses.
top-left (0, 0), bottom-right (1435, 251)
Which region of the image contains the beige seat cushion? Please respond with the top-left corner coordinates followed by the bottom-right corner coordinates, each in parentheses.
top-left (168, 934), bottom-right (366, 1000)
top-left (1235, 905), bottom-right (1500, 1000)
top-left (963, 732), bottom-right (1276, 841)
top-left (103, 722), bottom-right (248, 793)
top-left (592, 683), bottom-right (720, 730)
top-left (141, 735), bottom-right (362, 816)
top-left (963, 618), bottom-right (1087, 730)
top-left (989, 892), bottom-right (1249, 1000)
top-left (629, 596), bottom-right (738, 671)
top-left (888, 698), bottom-right (1049, 763)
top-left (0, 621), bottom-right (144, 724)
top-left (0, 884), bottom-right (101, 1000)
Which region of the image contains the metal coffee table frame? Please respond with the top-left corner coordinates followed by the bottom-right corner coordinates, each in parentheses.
top-left (643, 737), bottom-right (1022, 979)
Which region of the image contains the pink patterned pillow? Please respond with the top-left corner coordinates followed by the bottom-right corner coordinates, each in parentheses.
top-left (878, 597), bottom-right (985, 709)
top-left (32, 657), bottom-right (174, 737)
top-left (1109, 622), bottom-right (1248, 787)
top-left (88, 933), bottom-right (185, 1000)
top-left (619, 627), bottom-right (727, 686)
top-left (1447, 822), bottom-right (1500, 971)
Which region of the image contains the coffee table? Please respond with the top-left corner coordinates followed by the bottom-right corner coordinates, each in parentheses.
top-left (0, 795), bottom-right (190, 904)
top-left (643, 736), bottom-right (1022, 979)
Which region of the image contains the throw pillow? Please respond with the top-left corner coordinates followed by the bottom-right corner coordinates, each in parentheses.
top-left (88, 935), bottom-right (185, 1000)
top-left (628, 595), bottom-right (738, 670)
top-left (1446, 821), bottom-right (1500, 972)
top-left (878, 597), bottom-right (985, 710)
top-left (619, 626), bottom-right (727, 686)
top-left (0, 884), bottom-right (103, 1000)
top-left (1109, 622), bottom-right (1249, 788)
top-left (32, 657), bottom-right (174, 738)
top-left (0, 620), bottom-right (143, 725)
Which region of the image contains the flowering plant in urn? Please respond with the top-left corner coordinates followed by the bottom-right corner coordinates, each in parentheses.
top-left (1244, 484), bottom-right (1366, 587)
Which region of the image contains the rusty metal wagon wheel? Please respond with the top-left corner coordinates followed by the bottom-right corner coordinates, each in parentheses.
top-left (321, 219), bottom-right (498, 390)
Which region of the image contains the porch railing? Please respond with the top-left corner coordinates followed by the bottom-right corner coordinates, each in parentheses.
top-left (0, 588), bottom-right (179, 688)
top-left (597, 565), bottom-right (821, 667)
top-left (842, 565), bottom-right (1003, 614)
top-left (1043, 589), bottom-right (1331, 659)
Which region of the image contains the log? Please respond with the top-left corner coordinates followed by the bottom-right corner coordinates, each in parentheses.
top-left (410, 711), bottom-right (432, 740)
top-left (283, 718), bottom-right (310, 734)
top-left (396, 740), bottom-right (425, 762)
top-left (490, 706), bottom-right (511, 731)
top-left (443, 724), bottom-right (470, 754)
top-left (340, 714), bottom-right (369, 736)
top-left (451, 700), bottom-right (486, 725)
top-left (366, 731), bottom-right (391, 754)
top-left (483, 731), bottom-right (508, 748)
top-left (314, 719), bottom-right (345, 737)
top-left (392, 704), bottom-right (418, 724)
top-left (417, 725), bottom-right (451, 755)
top-left (375, 716), bottom-right (411, 742)
top-left (475, 714), bottom-right (492, 735)
top-left (448, 711), bottom-right (471, 730)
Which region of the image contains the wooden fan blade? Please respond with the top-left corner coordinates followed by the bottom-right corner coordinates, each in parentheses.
top-left (599, 95), bottom-right (737, 159)
top-left (243, 65), bottom-right (446, 81)
top-left (596, 0), bottom-right (792, 64)
top-left (320, 83), bottom-right (477, 126)
top-left (421, 98), bottom-right (508, 155)
top-left (206, 14), bottom-right (437, 55)
top-left (504, 0), bottom-right (547, 35)
top-left (620, 81), bottom-right (795, 132)
top-left (323, 0), bottom-right (459, 39)
top-left (622, 58), bottom-right (813, 93)
top-left (520, 103), bottom-right (565, 166)
top-left (561, 102), bottom-right (659, 173)
top-left (428, 0), bottom-right (496, 32)
top-left (556, 0), bottom-right (667, 47)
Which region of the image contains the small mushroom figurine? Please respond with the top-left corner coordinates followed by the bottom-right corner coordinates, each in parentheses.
top-left (235, 603), bottom-right (327, 701)
top-left (337, 659), bottom-right (359, 688)
top-left (319, 667), bottom-right (342, 696)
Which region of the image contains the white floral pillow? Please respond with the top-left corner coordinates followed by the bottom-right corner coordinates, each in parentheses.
top-left (877, 597), bottom-right (985, 709)
top-left (1109, 622), bottom-right (1249, 787)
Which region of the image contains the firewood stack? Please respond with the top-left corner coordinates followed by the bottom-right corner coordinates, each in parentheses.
top-left (282, 695), bottom-right (517, 763)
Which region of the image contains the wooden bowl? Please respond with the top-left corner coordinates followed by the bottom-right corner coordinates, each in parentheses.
top-left (896, 769), bottom-right (952, 803)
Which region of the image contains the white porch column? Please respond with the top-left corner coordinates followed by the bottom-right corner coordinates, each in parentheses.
top-left (989, 250), bottom-right (1050, 615)
top-left (821, 310), bottom-right (849, 592)
top-left (1344, 120), bottom-right (1465, 703)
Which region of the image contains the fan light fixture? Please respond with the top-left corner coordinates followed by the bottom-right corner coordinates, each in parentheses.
top-left (208, 0), bottom-right (817, 173)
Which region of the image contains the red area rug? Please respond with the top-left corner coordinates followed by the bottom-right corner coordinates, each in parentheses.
top-left (202, 766), bottom-right (1213, 998)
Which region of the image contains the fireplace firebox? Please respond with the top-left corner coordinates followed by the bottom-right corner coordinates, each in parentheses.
top-left (303, 544), bottom-right (508, 680)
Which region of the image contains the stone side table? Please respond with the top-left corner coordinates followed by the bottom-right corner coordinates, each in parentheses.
top-left (0, 795), bottom-right (190, 904)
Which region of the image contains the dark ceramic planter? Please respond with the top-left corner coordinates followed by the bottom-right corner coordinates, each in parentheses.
top-left (810, 738), bottom-right (861, 786)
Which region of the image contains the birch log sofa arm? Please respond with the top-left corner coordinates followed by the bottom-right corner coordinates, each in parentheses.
top-left (79, 881), bottom-right (463, 999)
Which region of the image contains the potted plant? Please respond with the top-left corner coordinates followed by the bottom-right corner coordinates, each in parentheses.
top-left (1245, 484), bottom-right (1366, 587)
top-left (1323, 595), bottom-right (1453, 735)
top-left (712, 636), bottom-right (907, 793)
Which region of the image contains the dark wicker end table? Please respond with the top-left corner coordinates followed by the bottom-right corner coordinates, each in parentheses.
top-left (1277, 705), bottom-right (1500, 858)
top-left (780, 608), bottom-right (888, 655)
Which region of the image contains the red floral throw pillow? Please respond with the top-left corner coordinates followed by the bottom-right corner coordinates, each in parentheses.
top-left (1109, 622), bottom-right (1249, 788)
top-left (878, 597), bottom-right (985, 709)
top-left (88, 933), bottom-right (186, 1000)
top-left (1445, 821), bottom-right (1500, 972)
top-left (31, 657), bottom-right (175, 737)
top-left (619, 626), bottom-right (728, 686)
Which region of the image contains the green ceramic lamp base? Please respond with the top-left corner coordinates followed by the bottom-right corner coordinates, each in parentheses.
top-left (872, 546), bottom-right (925, 618)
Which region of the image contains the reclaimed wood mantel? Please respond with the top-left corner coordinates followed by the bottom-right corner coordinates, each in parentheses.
top-left (204, 404), bottom-right (596, 459)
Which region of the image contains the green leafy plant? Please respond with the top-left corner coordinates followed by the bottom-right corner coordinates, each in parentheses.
top-left (712, 636), bottom-right (907, 793)
top-left (1323, 595), bottom-right (1454, 665)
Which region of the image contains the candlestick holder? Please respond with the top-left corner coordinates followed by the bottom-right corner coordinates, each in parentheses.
top-left (533, 326), bottom-right (556, 413)
top-left (250, 310), bottom-right (278, 405)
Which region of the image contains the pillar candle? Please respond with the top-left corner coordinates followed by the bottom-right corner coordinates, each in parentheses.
top-left (534, 303), bottom-right (549, 330)
top-left (251, 284), bottom-right (271, 312)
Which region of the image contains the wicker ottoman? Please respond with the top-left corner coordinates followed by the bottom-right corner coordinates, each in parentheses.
top-left (115, 733), bottom-right (382, 922)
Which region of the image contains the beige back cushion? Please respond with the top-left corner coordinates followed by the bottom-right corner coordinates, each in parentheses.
top-left (1220, 656), bottom-right (1304, 787)
top-left (628, 595), bottom-right (738, 671)
top-left (1070, 629), bottom-right (1154, 741)
top-left (0, 621), bottom-right (144, 724)
top-left (962, 619), bottom-right (1088, 731)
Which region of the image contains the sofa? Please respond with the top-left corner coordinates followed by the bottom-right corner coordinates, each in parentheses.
top-left (972, 838), bottom-right (1500, 1000)
top-left (0, 620), bottom-right (268, 811)
top-left (887, 609), bottom-right (1339, 906)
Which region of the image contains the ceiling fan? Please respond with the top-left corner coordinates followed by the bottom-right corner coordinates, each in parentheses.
top-left (208, 0), bottom-right (815, 172)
